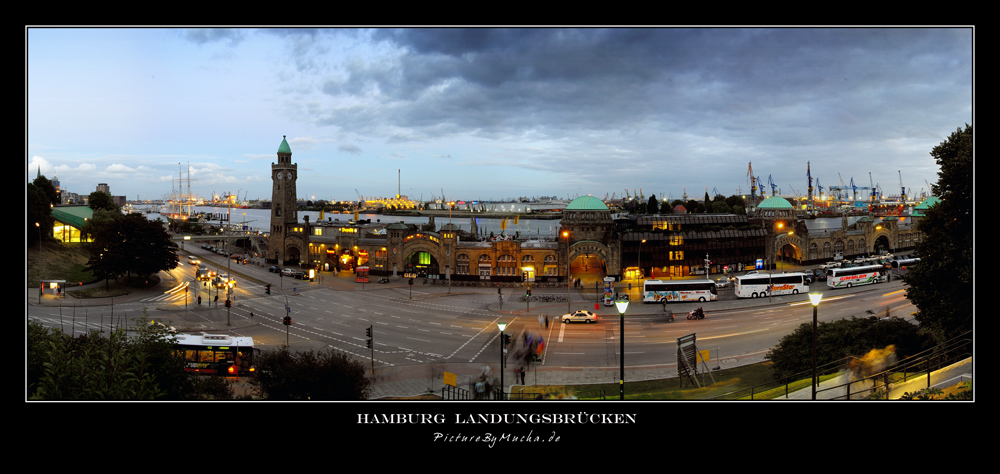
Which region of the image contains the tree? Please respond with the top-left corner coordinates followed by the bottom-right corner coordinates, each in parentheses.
top-left (27, 318), bottom-right (235, 400)
top-left (85, 213), bottom-right (179, 287)
top-left (33, 175), bottom-right (59, 206)
top-left (646, 194), bottom-right (659, 215)
top-left (88, 190), bottom-right (118, 212)
top-left (905, 124), bottom-right (973, 343)
top-left (251, 348), bottom-right (372, 400)
top-left (27, 183), bottom-right (53, 246)
top-left (765, 315), bottom-right (933, 380)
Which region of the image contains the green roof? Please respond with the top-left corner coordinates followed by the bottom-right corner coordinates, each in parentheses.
top-left (565, 195), bottom-right (608, 211)
top-left (757, 196), bottom-right (793, 209)
top-left (278, 136), bottom-right (292, 154)
top-left (51, 206), bottom-right (93, 230)
top-left (911, 196), bottom-right (940, 217)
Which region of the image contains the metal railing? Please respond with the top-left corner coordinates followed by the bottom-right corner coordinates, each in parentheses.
top-left (712, 331), bottom-right (972, 400)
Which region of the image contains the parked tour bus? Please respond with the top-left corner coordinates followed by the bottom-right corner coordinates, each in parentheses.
top-left (642, 279), bottom-right (718, 303)
top-left (826, 264), bottom-right (888, 289)
top-left (734, 273), bottom-right (808, 298)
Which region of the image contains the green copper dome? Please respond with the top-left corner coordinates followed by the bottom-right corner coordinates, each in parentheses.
top-left (757, 196), bottom-right (793, 209)
top-left (278, 135), bottom-right (292, 154)
top-left (565, 195), bottom-right (609, 211)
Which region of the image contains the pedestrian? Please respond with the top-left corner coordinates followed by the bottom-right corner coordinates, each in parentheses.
top-left (545, 314), bottom-right (549, 328)
top-left (519, 366), bottom-right (526, 384)
top-left (538, 314), bottom-right (543, 327)
top-left (250, 311), bottom-right (254, 319)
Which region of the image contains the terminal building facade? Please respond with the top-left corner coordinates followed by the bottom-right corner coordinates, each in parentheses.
top-left (265, 137), bottom-right (930, 282)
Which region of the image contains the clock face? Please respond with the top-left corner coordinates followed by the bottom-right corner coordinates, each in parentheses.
top-left (276, 171), bottom-right (283, 180)
top-left (286, 172), bottom-right (294, 181)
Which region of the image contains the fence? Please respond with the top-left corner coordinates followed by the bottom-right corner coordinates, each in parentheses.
top-left (712, 331), bottom-right (972, 400)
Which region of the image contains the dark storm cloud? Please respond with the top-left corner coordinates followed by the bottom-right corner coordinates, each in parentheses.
top-left (310, 27), bottom-right (969, 196)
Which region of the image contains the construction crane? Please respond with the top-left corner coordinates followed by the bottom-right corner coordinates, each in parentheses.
top-left (747, 162), bottom-right (757, 207)
top-left (869, 172), bottom-right (878, 203)
top-left (768, 175), bottom-right (778, 196)
top-left (898, 170), bottom-right (907, 203)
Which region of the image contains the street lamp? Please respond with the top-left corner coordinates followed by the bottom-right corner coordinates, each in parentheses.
top-left (615, 297), bottom-right (629, 400)
top-left (497, 321), bottom-right (507, 400)
top-left (637, 239), bottom-right (646, 299)
top-left (563, 230), bottom-right (571, 312)
top-left (809, 291), bottom-right (823, 400)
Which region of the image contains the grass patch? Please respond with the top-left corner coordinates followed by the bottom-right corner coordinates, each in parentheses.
top-left (28, 240), bottom-right (152, 298)
top-left (28, 240), bottom-right (94, 287)
top-left (515, 362), bottom-right (784, 400)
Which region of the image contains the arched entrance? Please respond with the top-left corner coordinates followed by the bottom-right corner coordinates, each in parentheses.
top-left (568, 240), bottom-right (610, 289)
top-left (399, 233), bottom-right (444, 277)
top-left (404, 250), bottom-right (438, 277)
top-left (283, 246), bottom-right (301, 265)
top-left (873, 235), bottom-right (891, 255)
top-left (773, 234), bottom-right (802, 268)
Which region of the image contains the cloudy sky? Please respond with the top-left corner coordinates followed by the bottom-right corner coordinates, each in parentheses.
top-left (27, 27), bottom-right (972, 204)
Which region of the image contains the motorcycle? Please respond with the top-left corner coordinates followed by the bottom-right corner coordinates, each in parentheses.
top-left (687, 307), bottom-right (705, 320)
top-left (377, 277), bottom-right (390, 284)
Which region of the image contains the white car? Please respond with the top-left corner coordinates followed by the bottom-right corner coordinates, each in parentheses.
top-left (714, 277), bottom-right (730, 288)
top-left (188, 256), bottom-right (201, 265)
top-left (562, 310), bottom-right (597, 324)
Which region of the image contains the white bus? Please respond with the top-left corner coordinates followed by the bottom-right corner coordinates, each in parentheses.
top-left (826, 264), bottom-right (888, 289)
top-left (642, 280), bottom-right (717, 303)
top-left (734, 273), bottom-right (808, 298)
top-left (890, 258), bottom-right (920, 277)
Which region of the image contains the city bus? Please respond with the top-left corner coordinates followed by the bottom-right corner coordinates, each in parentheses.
top-left (826, 264), bottom-right (888, 289)
top-left (642, 279), bottom-right (718, 303)
top-left (173, 333), bottom-right (258, 376)
top-left (890, 258), bottom-right (920, 277)
top-left (735, 273), bottom-right (808, 298)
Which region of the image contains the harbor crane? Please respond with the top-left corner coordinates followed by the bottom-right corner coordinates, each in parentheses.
top-left (898, 170), bottom-right (907, 203)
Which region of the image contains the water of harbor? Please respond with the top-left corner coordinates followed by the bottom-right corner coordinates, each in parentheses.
top-left (134, 205), bottom-right (914, 240)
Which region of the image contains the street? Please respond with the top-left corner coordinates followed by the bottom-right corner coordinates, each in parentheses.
top-left (28, 243), bottom-right (918, 378)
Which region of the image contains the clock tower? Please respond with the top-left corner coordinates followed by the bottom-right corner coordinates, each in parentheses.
top-left (270, 136), bottom-right (306, 264)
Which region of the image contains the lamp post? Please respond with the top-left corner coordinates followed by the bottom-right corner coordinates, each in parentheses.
top-left (563, 230), bottom-right (571, 313)
top-left (809, 292), bottom-right (823, 400)
top-left (36, 222), bottom-right (42, 303)
top-left (637, 239), bottom-right (646, 300)
top-left (497, 321), bottom-right (507, 400)
top-left (615, 297), bottom-right (629, 400)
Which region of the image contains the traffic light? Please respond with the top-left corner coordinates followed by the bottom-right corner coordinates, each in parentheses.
top-left (527, 289), bottom-right (531, 297)
top-left (265, 284), bottom-right (271, 295)
top-left (224, 299), bottom-right (231, 308)
top-left (503, 334), bottom-right (511, 346)
top-left (366, 326), bottom-right (372, 348)
top-left (283, 315), bottom-right (292, 326)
